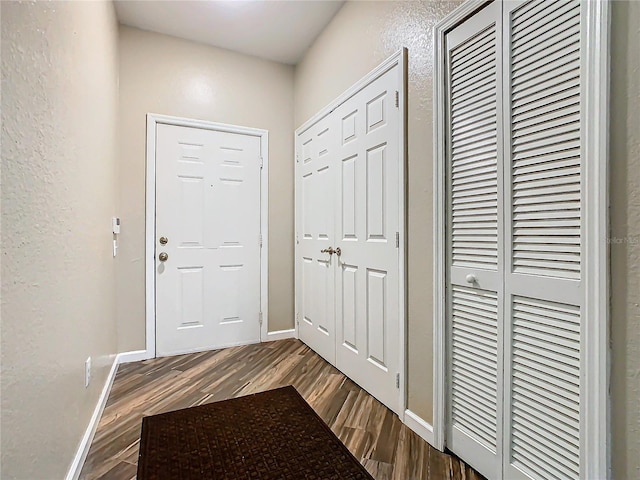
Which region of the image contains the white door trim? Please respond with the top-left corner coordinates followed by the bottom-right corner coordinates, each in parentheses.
top-left (294, 48), bottom-right (408, 417)
top-left (432, 1), bottom-right (611, 478)
top-left (581, 2), bottom-right (611, 477)
top-left (145, 113), bottom-right (269, 359)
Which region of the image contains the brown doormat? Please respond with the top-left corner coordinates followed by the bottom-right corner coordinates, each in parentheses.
top-left (137, 385), bottom-right (375, 480)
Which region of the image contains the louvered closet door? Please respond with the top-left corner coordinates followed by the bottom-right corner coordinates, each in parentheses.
top-left (445, 3), bottom-right (504, 479)
top-left (502, 1), bottom-right (584, 479)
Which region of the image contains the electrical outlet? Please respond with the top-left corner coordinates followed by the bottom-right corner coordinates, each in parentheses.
top-left (85, 357), bottom-right (91, 388)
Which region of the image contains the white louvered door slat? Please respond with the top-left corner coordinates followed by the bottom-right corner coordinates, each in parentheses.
top-left (445, 3), bottom-right (503, 479)
top-left (502, 1), bottom-right (584, 479)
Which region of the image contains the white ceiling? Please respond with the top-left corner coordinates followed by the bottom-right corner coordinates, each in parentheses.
top-left (114, 0), bottom-right (345, 65)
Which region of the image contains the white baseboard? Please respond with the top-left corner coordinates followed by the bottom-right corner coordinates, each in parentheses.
top-left (65, 349), bottom-right (152, 479)
top-left (118, 349), bottom-right (151, 364)
top-left (404, 409), bottom-right (435, 447)
top-left (156, 339), bottom-right (262, 358)
top-left (264, 328), bottom-right (296, 342)
top-left (65, 354), bottom-right (120, 480)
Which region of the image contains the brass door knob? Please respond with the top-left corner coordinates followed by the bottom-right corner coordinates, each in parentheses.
top-left (159, 236), bottom-right (168, 245)
top-left (321, 247), bottom-right (335, 255)
top-left (158, 252), bottom-right (169, 262)
top-left (335, 247), bottom-right (341, 257)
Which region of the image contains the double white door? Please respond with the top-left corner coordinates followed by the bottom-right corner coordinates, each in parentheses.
top-left (296, 61), bottom-right (403, 413)
top-left (155, 123), bottom-right (263, 357)
top-left (445, 1), bottom-right (602, 479)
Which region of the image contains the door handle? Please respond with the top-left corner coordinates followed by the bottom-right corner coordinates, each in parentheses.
top-left (159, 236), bottom-right (168, 245)
top-left (158, 252), bottom-right (169, 262)
top-left (465, 274), bottom-right (477, 284)
top-left (320, 247), bottom-right (342, 257)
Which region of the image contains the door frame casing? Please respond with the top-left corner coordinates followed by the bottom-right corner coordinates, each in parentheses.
top-left (294, 49), bottom-right (408, 417)
top-left (432, 1), bottom-right (611, 478)
top-left (145, 113), bottom-right (269, 358)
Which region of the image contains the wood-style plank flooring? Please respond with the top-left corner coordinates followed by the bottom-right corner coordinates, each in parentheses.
top-left (80, 339), bottom-right (483, 480)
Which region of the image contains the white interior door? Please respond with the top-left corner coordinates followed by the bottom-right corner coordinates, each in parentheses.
top-left (155, 123), bottom-right (262, 356)
top-left (445, 3), bottom-right (504, 478)
top-left (296, 115), bottom-right (338, 364)
top-left (502, 1), bottom-right (584, 478)
top-left (334, 67), bottom-right (401, 413)
top-left (296, 55), bottom-right (404, 414)
top-left (442, 1), bottom-right (603, 479)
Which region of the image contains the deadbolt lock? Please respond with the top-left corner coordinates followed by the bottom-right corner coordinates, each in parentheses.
top-left (158, 252), bottom-right (169, 262)
top-left (159, 236), bottom-right (168, 245)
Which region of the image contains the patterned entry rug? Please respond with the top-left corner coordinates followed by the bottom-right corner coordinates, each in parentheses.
top-left (137, 385), bottom-right (374, 480)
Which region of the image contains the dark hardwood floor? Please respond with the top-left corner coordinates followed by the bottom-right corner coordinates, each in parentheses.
top-left (79, 338), bottom-right (483, 480)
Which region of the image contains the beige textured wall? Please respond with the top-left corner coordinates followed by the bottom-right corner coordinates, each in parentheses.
top-left (1, 1), bottom-right (119, 478)
top-left (610, 1), bottom-right (640, 478)
top-left (117, 27), bottom-right (294, 351)
top-left (295, 0), bottom-right (462, 422)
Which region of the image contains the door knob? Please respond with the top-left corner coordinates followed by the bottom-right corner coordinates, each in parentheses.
top-left (158, 252), bottom-right (169, 262)
top-left (465, 274), bottom-right (477, 284)
top-left (321, 247), bottom-right (335, 255)
top-left (335, 247), bottom-right (341, 257)
top-left (159, 236), bottom-right (168, 245)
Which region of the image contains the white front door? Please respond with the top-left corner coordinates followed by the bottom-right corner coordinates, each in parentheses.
top-left (155, 123), bottom-right (262, 357)
top-left (296, 55), bottom-right (404, 414)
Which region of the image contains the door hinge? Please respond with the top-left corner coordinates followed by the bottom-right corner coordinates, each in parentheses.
top-left (296, 312), bottom-right (300, 325)
top-left (260, 157), bottom-right (264, 169)
top-left (259, 311), bottom-right (263, 326)
top-left (396, 231), bottom-right (400, 248)
top-left (296, 152), bottom-right (300, 163)
top-left (259, 234), bottom-right (263, 248)
top-left (296, 232), bottom-right (299, 245)
top-left (395, 90), bottom-right (399, 108)
top-left (395, 373), bottom-right (400, 389)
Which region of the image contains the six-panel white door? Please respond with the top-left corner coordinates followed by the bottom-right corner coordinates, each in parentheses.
top-left (155, 123), bottom-right (262, 357)
top-left (296, 114), bottom-right (338, 364)
top-left (334, 67), bottom-right (401, 413)
top-left (296, 60), bottom-right (403, 414)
